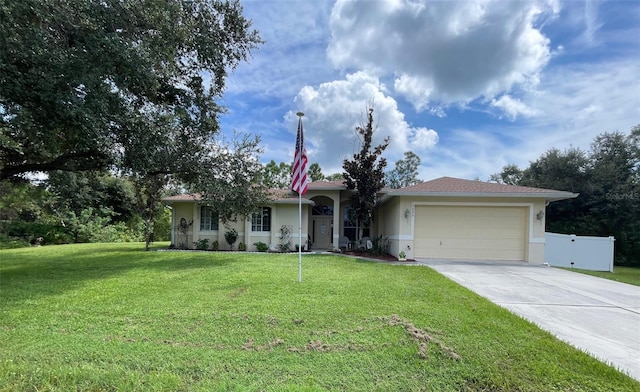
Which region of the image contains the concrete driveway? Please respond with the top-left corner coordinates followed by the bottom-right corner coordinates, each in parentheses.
top-left (418, 259), bottom-right (640, 381)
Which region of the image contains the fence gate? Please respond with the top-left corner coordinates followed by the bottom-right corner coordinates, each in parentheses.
top-left (545, 232), bottom-right (615, 272)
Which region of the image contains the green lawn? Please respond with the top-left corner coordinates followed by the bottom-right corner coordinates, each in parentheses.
top-left (563, 266), bottom-right (640, 287)
top-left (1, 243), bottom-right (638, 391)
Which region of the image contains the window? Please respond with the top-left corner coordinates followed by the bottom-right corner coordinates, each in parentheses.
top-left (252, 207), bottom-right (271, 232)
top-left (200, 206), bottom-right (219, 231)
top-left (343, 206), bottom-right (357, 241)
top-left (343, 206), bottom-right (369, 240)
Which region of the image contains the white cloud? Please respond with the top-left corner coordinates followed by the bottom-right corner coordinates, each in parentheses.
top-left (286, 71), bottom-right (439, 175)
top-left (222, 0), bottom-right (638, 185)
top-left (413, 128), bottom-right (439, 150)
top-left (430, 59), bottom-right (640, 181)
top-left (490, 95), bottom-right (540, 120)
top-left (328, 0), bottom-right (560, 109)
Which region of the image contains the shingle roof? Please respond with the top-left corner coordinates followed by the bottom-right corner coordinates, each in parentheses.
top-left (163, 189), bottom-right (314, 204)
top-left (163, 193), bottom-right (202, 201)
top-left (386, 177), bottom-right (578, 201)
top-left (307, 180), bottom-right (346, 190)
top-left (163, 177), bottom-right (578, 204)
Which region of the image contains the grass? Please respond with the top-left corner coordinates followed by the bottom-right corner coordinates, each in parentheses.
top-left (562, 266), bottom-right (640, 287)
top-left (1, 243), bottom-right (638, 391)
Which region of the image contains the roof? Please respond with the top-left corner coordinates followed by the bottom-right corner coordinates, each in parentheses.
top-left (163, 177), bottom-right (578, 205)
top-left (382, 177), bottom-right (578, 202)
top-left (307, 180), bottom-right (346, 190)
top-left (163, 189), bottom-right (315, 205)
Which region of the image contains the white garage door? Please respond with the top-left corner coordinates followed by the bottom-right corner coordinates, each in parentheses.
top-left (414, 206), bottom-right (527, 261)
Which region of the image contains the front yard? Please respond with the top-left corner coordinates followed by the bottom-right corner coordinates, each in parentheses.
top-left (1, 243), bottom-right (637, 391)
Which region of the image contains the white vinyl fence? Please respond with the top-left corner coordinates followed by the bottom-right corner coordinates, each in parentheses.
top-left (545, 232), bottom-right (615, 272)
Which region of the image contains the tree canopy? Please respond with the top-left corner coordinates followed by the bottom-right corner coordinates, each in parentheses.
top-left (325, 173), bottom-right (345, 182)
top-left (308, 162), bottom-right (325, 182)
top-left (0, 0), bottom-right (262, 181)
top-left (386, 151), bottom-right (421, 189)
top-left (0, 0), bottom-right (267, 249)
top-left (260, 160), bottom-right (291, 189)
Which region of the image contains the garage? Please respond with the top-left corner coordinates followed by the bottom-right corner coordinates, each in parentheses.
top-left (413, 205), bottom-right (527, 261)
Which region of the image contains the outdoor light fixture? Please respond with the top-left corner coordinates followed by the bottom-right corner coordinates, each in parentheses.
top-left (536, 210), bottom-right (545, 221)
top-left (404, 208), bottom-right (410, 219)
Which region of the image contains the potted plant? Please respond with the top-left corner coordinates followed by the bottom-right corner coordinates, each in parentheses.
top-left (398, 251), bottom-right (407, 261)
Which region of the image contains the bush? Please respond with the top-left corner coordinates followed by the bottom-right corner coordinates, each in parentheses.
top-left (238, 242), bottom-right (247, 251)
top-left (212, 240), bottom-right (219, 251)
top-left (224, 228), bottom-right (238, 250)
top-left (0, 233), bottom-right (30, 249)
top-left (194, 238), bottom-right (209, 251)
top-left (2, 221), bottom-right (72, 245)
top-left (88, 221), bottom-right (144, 243)
top-left (253, 241), bottom-right (269, 252)
top-left (369, 235), bottom-right (389, 256)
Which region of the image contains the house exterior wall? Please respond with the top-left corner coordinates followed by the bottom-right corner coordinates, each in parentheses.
top-left (269, 204), bottom-right (310, 251)
top-left (378, 197), bottom-right (403, 257)
top-left (172, 202), bottom-right (197, 248)
top-left (218, 218), bottom-right (246, 250)
top-left (169, 201), bottom-right (310, 251)
top-left (168, 192), bottom-right (549, 261)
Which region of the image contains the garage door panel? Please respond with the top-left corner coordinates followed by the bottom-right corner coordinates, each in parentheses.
top-left (414, 206), bottom-right (526, 261)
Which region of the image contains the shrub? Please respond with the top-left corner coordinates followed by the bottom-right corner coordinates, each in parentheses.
top-left (3, 221), bottom-right (72, 245)
top-left (369, 235), bottom-right (389, 256)
top-left (0, 233), bottom-right (30, 249)
top-left (212, 240), bottom-right (219, 251)
top-left (238, 242), bottom-right (247, 251)
top-left (194, 238), bottom-right (209, 251)
top-left (224, 228), bottom-right (238, 250)
top-left (253, 241), bottom-right (269, 252)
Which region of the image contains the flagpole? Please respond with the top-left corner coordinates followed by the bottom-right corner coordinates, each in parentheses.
top-left (298, 187), bottom-right (302, 283)
top-left (296, 111), bottom-right (304, 283)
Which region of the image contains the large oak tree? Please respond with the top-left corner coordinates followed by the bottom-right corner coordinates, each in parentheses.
top-left (1, 0), bottom-right (266, 249)
top-left (0, 0), bottom-right (262, 181)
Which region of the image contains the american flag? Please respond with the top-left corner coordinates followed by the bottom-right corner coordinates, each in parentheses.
top-left (291, 115), bottom-right (308, 195)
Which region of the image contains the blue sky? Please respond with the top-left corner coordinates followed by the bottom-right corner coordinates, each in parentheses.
top-left (219, 0), bottom-right (639, 181)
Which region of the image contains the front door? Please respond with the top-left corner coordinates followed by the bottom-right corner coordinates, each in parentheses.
top-left (312, 218), bottom-right (332, 249)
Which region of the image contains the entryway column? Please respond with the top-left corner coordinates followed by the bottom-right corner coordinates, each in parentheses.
top-left (332, 197), bottom-right (340, 250)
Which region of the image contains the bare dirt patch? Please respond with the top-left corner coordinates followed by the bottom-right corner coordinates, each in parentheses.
top-left (385, 314), bottom-right (460, 361)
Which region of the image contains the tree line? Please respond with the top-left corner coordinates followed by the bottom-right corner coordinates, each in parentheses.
top-left (490, 126), bottom-right (640, 266)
